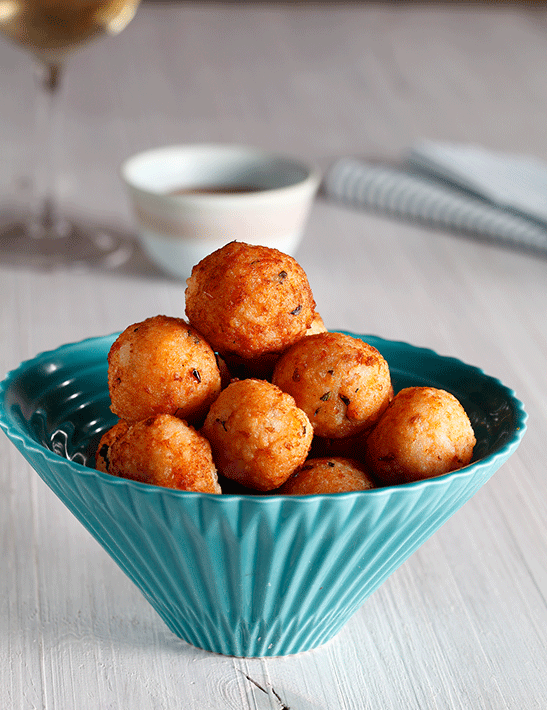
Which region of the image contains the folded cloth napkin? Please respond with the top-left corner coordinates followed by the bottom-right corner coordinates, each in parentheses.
top-left (323, 141), bottom-right (547, 255)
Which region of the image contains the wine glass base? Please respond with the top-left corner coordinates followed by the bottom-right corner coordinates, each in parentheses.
top-left (0, 222), bottom-right (134, 270)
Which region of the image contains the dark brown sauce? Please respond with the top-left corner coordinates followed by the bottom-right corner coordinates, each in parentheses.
top-left (170, 185), bottom-right (265, 196)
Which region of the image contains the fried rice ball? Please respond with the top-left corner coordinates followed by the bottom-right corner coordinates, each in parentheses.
top-left (108, 414), bottom-right (221, 493)
top-left (278, 457), bottom-right (376, 495)
top-left (272, 331), bottom-right (393, 439)
top-left (365, 386), bottom-right (476, 485)
top-left (185, 241), bottom-right (316, 359)
top-left (95, 419), bottom-right (130, 473)
top-left (202, 378), bottom-right (313, 491)
top-left (108, 315), bottom-right (221, 425)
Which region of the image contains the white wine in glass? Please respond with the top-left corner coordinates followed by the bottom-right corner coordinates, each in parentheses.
top-left (0, 0), bottom-right (141, 269)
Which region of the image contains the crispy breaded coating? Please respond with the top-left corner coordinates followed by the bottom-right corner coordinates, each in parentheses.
top-left (95, 419), bottom-right (130, 473)
top-left (108, 315), bottom-right (221, 425)
top-left (272, 332), bottom-right (393, 439)
top-left (108, 414), bottom-right (221, 493)
top-left (185, 241), bottom-right (316, 359)
top-left (365, 386), bottom-right (476, 485)
top-left (278, 457), bottom-right (376, 495)
top-left (202, 378), bottom-right (313, 491)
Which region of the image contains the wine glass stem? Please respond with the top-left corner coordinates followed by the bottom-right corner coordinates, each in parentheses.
top-left (30, 60), bottom-right (69, 240)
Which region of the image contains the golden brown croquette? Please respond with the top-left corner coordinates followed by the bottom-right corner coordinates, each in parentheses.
top-left (185, 241), bottom-right (316, 359)
top-left (202, 378), bottom-right (313, 491)
top-left (272, 331), bottom-right (393, 439)
top-left (365, 386), bottom-right (476, 485)
top-left (278, 457), bottom-right (376, 495)
top-left (108, 315), bottom-right (221, 425)
top-left (95, 419), bottom-right (130, 473)
top-left (108, 414), bottom-right (221, 493)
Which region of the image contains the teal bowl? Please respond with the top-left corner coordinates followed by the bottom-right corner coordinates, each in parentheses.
top-left (0, 333), bottom-right (526, 657)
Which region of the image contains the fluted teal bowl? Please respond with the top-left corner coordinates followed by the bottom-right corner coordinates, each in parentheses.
top-left (0, 333), bottom-right (527, 657)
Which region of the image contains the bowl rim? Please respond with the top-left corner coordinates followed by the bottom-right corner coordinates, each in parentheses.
top-left (0, 332), bottom-right (528, 502)
top-left (119, 142), bottom-right (322, 204)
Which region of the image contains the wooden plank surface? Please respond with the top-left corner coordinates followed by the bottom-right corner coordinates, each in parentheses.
top-left (1, 2), bottom-right (547, 708)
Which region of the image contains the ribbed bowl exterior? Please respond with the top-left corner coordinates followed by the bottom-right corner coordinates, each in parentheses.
top-left (0, 333), bottom-right (527, 657)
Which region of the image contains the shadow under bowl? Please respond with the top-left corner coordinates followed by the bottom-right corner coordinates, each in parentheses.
top-left (0, 333), bottom-right (527, 657)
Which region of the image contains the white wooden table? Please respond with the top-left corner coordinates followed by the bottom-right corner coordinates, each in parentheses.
top-left (2, 2), bottom-right (547, 708)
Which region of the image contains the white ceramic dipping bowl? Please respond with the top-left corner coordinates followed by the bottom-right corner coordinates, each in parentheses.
top-left (120, 144), bottom-right (321, 279)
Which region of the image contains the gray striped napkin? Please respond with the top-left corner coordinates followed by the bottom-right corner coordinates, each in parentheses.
top-left (323, 141), bottom-right (547, 255)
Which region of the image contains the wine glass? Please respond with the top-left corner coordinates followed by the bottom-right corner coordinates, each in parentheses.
top-left (0, 0), bottom-right (141, 269)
